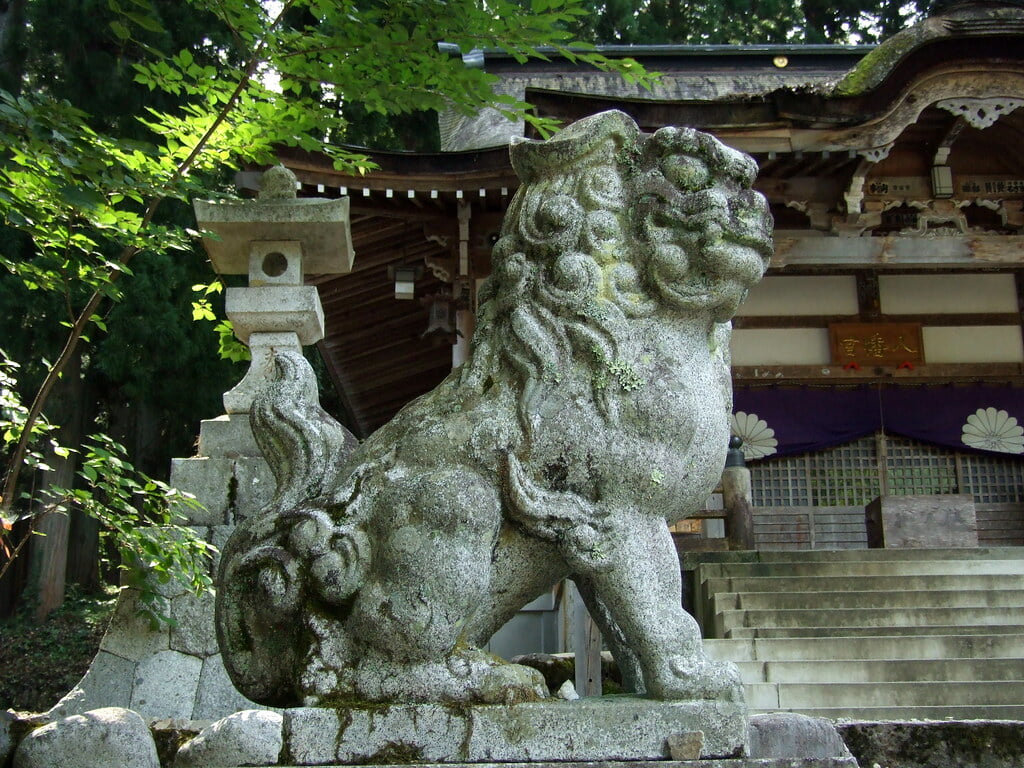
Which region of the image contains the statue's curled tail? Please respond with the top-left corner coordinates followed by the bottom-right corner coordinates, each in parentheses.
top-left (215, 351), bottom-right (364, 706)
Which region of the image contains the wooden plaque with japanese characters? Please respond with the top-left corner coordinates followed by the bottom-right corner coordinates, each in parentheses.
top-left (829, 322), bottom-right (925, 366)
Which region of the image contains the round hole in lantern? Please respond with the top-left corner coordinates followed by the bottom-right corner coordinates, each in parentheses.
top-left (262, 252), bottom-right (288, 277)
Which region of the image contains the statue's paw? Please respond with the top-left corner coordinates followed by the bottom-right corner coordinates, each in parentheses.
top-left (478, 662), bottom-right (549, 705)
top-left (654, 656), bottom-right (744, 703)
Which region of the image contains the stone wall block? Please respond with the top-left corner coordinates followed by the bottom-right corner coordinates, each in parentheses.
top-left (169, 457), bottom-right (233, 525)
top-left (46, 651), bottom-right (137, 720)
top-left (866, 494), bottom-right (978, 548)
top-left (130, 651), bottom-right (203, 720)
top-left (173, 709), bottom-right (283, 768)
top-left (197, 414), bottom-right (262, 458)
top-left (747, 713), bottom-right (853, 759)
top-left (169, 592), bottom-right (218, 658)
top-left (230, 457), bottom-right (275, 522)
top-left (99, 590), bottom-right (170, 662)
top-left (0, 710), bottom-right (14, 767)
top-left (283, 700), bottom-right (747, 764)
top-left (192, 655), bottom-right (262, 721)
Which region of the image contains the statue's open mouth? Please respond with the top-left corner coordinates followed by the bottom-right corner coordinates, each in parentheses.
top-left (654, 239), bottom-right (770, 311)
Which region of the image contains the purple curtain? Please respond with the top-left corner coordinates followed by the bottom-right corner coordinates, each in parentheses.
top-left (733, 385), bottom-right (1024, 460)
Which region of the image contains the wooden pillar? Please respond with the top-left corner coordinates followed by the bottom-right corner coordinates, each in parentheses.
top-left (453, 200), bottom-right (473, 369)
top-left (570, 581), bottom-right (602, 697)
top-left (722, 465), bottom-right (756, 551)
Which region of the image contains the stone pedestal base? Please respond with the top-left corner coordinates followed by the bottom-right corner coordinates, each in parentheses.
top-left (283, 698), bottom-right (748, 765)
top-left (866, 494), bottom-right (978, 548)
top-left (269, 762), bottom-right (856, 768)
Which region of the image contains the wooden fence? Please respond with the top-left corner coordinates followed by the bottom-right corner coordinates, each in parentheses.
top-left (751, 503), bottom-right (1024, 550)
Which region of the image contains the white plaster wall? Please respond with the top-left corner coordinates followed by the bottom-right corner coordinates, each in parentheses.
top-left (879, 274), bottom-right (1018, 314)
top-left (737, 275), bottom-right (858, 316)
top-left (730, 328), bottom-right (831, 365)
top-left (922, 326), bottom-right (1024, 363)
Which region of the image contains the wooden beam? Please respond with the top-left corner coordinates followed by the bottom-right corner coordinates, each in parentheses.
top-left (733, 362), bottom-right (1024, 385)
top-left (772, 235), bottom-right (1024, 268)
top-left (856, 272), bottom-right (881, 320)
top-left (734, 313), bottom-right (1021, 329)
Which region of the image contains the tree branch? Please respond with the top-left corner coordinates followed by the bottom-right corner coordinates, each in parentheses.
top-left (1, 0), bottom-right (298, 512)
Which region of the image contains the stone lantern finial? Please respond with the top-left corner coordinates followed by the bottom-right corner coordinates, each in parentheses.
top-left (259, 164), bottom-right (298, 200)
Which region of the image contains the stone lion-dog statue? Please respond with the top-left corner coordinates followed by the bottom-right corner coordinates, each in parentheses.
top-left (216, 110), bottom-right (773, 707)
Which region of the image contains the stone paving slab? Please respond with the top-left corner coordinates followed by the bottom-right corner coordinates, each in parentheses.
top-left (234, 761), bottom-right (857, 768)
top-left (283, 699), bottom-right (748, 765)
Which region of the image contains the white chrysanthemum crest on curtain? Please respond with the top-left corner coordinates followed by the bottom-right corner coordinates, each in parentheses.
top-left (730, 411), bottom-right (778, 460)
top-left (961, 407), bottom-right (1024, 455)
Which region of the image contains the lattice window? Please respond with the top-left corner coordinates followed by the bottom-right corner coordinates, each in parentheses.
top-left (960, 451), bottom-right (1024, 504)
top-left (750, 436), bottom-right (881, 507)
top-left (809, 436), bottom-right (881, 506)
top-left (749, 454), bottom-right (809, 507)
top-left (884, 435), bottom-right (958, 496)
top-left (750, 432), bottom-right (1024, 507)
top-left (749, 436), bottom-right (1019, 507)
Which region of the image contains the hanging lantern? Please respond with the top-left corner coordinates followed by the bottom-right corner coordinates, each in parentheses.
top-left (421, 293), bottom-right (460, 346)
top-left (388, 264), bottom-right (422, 300)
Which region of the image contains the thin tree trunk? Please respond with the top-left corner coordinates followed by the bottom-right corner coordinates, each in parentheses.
top-left (25, 348), bottom-right (84, 620)
top-left (66, 509), bottom-right (100, 593)
top-left (0, 0), bottom-right (28, 93)
top-left (29, 487), bottom-right (71, 621)
top-left (65, 374), bottom-right (100, 591)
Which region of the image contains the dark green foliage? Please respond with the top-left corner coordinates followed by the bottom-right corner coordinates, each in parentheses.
top-left (0, 586), bottom-right (115, 712)
top-left (571, 0), bottom-right (930, 44)
top-left (0, 0), bottom-right (245, 480)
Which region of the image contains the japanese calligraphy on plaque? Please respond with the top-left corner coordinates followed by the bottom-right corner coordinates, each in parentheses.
top-left (829, 322), bottom-right (924, 366)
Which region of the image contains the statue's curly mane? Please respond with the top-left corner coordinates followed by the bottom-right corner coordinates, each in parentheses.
top-left (460, 110), bottom-right (770, 434)
top-left (461, 113), bottom-right (641, 429)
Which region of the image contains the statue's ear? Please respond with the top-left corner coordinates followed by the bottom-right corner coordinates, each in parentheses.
top-left (510, 110), bottom-right (639, 183)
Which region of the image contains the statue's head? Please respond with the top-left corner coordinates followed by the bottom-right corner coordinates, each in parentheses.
top-left (635, 124), bottom-right (774, 322)
top-left (464, 111), bottom-right (772, 418)
top-left (492, 110), bottom-right (772, 325)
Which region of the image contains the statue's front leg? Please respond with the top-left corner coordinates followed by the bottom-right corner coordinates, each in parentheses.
top-left (334, 470), bottom-right (548, 704)
top-left (572, 511), bottom-right (743, 702)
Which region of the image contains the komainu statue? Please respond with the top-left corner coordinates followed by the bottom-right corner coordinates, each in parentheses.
top-left (216, 110), bottom-right (773, 708)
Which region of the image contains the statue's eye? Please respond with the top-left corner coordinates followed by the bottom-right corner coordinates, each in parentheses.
top-left (662, 156), bottom-right (709, 191)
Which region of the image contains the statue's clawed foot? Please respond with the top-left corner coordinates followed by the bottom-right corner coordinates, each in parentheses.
top-left (325, 649), bottom-right (549, 705)
top-left (648, 656), bottom-right (744, 703)
top-left (477, 658), bottom-right (550, 705)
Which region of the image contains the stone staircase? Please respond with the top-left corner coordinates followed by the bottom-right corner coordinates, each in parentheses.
top-left (691, 547), bottom-right (1024, 720)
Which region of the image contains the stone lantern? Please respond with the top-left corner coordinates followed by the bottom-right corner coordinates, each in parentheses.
top-left (192, 164), bottom-right (353, 413)
top-left (169, 166), bottom-right (353, 528)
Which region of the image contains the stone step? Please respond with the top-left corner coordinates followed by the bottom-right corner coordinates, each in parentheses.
top-left (705, 633), bottom-right (1024, 661)
top-left (716, 606), bottom-right (1024, 635)
top-left (731, 657), bottom-right (1024, 684)
top-left (688, 546), bottom-right (1024, 565)
top-left (697, 559), bottom-right (1024, 579)
top-left (702, 573), bottom-right (1023, 596)
top-left (755, 704), bottom-right (1024, 720)
top-left (256, 762), bottom-right (858, 768)
top-left (723, 623), bottom-right (1024, 639)
top-left (714, 588), bottom-right (1024, 611)
top-left (746, 680), bottom-right (1024, 710)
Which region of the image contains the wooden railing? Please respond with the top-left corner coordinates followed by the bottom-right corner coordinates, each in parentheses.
top-left (750, 502), bottom-right (1024, 550)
